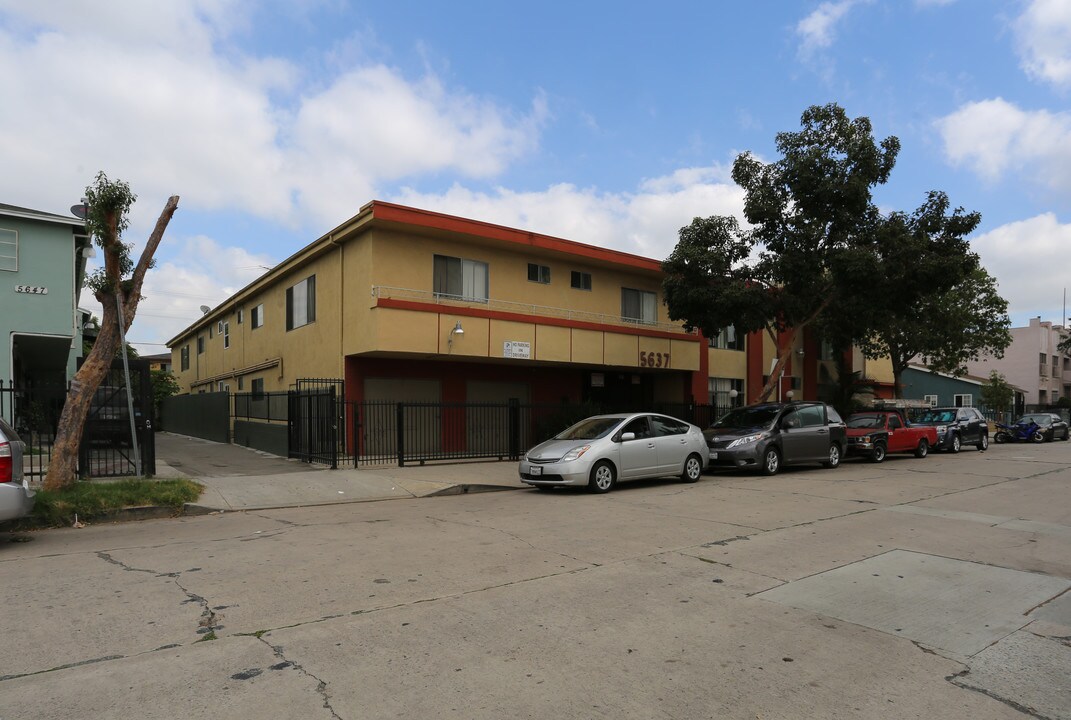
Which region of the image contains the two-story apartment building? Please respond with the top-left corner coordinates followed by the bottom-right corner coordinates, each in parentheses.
top-left (1, 203), bottom-right (90, 388)
top-left (963, 317), bottom-right (1070, 407)
top-left (167, 201), bottom-right (894, 411)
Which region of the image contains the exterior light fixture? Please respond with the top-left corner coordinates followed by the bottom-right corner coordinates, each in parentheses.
top-left (448, 320), bottom-right (464, 348)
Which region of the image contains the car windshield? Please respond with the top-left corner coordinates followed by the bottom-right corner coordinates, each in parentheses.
top-left (554, 417), bottom-right (622, 440)
top-left (1017, 414), bottom-right (1049, 425)
top-left (915, 410), bottom-right (955, 423)
top-left (711, 406), bottom-right (780, 430)
top-left (847, 414), bottom-right (884, 429)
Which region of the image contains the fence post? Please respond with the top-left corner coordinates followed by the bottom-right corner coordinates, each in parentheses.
top-left (396, 402), bottom-right (405, 467)
top-left (508, 398), bottom-right (520, 460)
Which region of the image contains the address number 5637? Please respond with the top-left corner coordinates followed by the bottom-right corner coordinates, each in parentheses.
top-left (638, 351), bottom-right (670, 368)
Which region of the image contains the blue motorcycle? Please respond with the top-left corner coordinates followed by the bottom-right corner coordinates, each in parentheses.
top-left (993, 420), bottom-right (1044, 444)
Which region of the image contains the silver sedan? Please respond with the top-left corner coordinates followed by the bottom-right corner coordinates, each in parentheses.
top-left (518, 413), bottom-right (708, 493)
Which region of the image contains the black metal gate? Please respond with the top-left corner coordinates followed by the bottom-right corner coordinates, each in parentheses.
top-left (78, 359), bottom-right (156, 477)
top-left (288, 381), bottom-right (341, 468)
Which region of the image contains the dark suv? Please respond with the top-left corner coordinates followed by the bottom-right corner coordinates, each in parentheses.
top-left (910, 406), bottom-right (989, 452)
top-left (703, 402), bottom-right (847, 476)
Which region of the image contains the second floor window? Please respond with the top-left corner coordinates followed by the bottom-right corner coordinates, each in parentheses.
top-left (708, 325), bottom-right (744, 351)
top-left (621, 287), bottom-right (657, 324)
top-left (527, 263), bottom-right (550, 284)
top-left (197, 336), bottom-right (204, 354)
top-left (286, 275), bottom-right (316, 330)
top-left (571, 271), bottom-right (592, 291)
top-left (0, 228), bottom-right (16, 271)
top-left (434, 254), bottom-right (488, 302)
top-left (223, 321), bottom-right (230, 349)
top-left (180, 345), bottom-right (190, 371)
top-left (251, 303), bottom-right (264, 329)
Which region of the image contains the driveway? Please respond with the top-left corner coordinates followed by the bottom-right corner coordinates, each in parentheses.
top-left (155, 432), bottom-right (313, 477)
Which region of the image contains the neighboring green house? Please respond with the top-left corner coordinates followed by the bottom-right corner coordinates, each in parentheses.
top-left (1, 203), bottom-right (91, 388)
top-left (901, 364), bottom-right (1025, 419)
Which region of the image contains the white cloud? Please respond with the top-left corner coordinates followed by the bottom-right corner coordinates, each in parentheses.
top-left (0, 2), bottom-right (545, 234)
top-left (971, 213), bottom-right (1071, 322)
top-left (796, 1), bottom-right (862, 57)
top-left (391, 163), bottom-right (745, 261)
top-left (936, 98), bottom-right (1071, 192)
top-left (1014, 0), bottom-right (1071, 87)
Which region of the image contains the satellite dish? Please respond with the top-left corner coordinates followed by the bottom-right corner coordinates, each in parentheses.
top-left (70, 204), bottom-right (87, 219)
top-left (199, 305), bottom-right (211, 315)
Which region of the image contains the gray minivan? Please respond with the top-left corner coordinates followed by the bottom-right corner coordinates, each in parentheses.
top-left (703, 402), bottom-right (847, 476)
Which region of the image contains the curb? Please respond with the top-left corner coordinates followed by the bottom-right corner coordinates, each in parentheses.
top-left (423, 483), bottom-right (526, 497)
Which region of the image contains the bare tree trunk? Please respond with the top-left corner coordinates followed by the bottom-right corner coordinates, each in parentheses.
top-left (43, 196), bottom-right (178, 490)
top-left (756, 328), bottom-right (797, 403)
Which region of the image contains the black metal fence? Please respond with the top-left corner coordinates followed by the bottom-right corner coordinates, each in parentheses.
top-left (2, 362), bottom-right (155, 480)
top-left (0, 380), bottom-right (64, 480)
top-left (274, 391), bottom-right (733, 468)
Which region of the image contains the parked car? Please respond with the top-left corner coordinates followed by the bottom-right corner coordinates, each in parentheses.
top-left (519, 413), bottom-right (708, 493)
top-left (910, 407), bottom-right (989, 452)
top-left (1011, 413), bottom-right (1070, 442)
top-left (0, 417), bottom-right (35, 523)
top-left (704, 401), bottom-right (847, 476)
top-left (845, 410), bottom-right (937, 462)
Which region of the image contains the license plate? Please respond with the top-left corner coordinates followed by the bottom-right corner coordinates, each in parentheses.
top-left (708, 451), bottom-right (718, 459)
top-left (529, 466), bottom-right (542, 476)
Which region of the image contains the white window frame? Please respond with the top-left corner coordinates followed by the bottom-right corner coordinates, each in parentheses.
top-left (223, 321), bottom-right (230, 349)
top-left (251, 303), bottom-right (264, 329)
top-left (433, 255), bottom-right (488, 302)
top-left (953, 393), bottom-right (972, 408)
top-left (621, 287), bottom-right (657, 325)
top-left (286, 276), bottom-right (316, 330)
top-left (0, 228), bottom-right (16, 272)
top-left (924, 394), bottom-right (938, 407)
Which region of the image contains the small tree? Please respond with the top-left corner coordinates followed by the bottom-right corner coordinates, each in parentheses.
top-left (44, 173), bottom-right (178, 490)
top-left (980, 371), bottom-right (1014, 418)
top-left (663, 103), bottom-right (899, 402)
top-left (150, 369), bottom-right (180, 428)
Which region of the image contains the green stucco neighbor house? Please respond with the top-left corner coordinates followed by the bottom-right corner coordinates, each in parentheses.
top-left (1, 203), bottom-right (90, 388)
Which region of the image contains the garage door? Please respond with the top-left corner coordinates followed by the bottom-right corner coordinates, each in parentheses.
top-left (362, 378), bottom-right (441, 456)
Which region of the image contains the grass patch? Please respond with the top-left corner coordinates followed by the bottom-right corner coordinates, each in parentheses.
top-left (195, 631), bottom-right (218, 642)
top-left (22, 478), bottom-right (204, 528)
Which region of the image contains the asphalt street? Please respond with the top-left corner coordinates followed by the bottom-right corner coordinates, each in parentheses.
top-left (3, 440), bottom-right (1070, 719)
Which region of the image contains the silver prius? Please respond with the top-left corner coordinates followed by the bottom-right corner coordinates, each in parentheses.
top-left (519, 413), bottom-right (708, 493)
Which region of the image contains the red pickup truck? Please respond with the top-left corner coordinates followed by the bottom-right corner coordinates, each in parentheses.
top-left (845, 410), bottom-right (938, 462)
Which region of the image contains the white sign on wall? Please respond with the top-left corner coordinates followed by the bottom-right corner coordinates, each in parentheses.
top-left (503, 341), bottom-right (531, 359)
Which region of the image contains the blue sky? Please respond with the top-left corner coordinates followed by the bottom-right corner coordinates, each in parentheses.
top-left (1, 0), bottom-right (1069, 352)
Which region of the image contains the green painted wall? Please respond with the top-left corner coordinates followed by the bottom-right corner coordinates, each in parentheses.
top-left (0, 214), bottom-right (82, 382)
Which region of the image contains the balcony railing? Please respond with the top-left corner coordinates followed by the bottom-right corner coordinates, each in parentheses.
top-left (371, 285), bottom-right (694, 335)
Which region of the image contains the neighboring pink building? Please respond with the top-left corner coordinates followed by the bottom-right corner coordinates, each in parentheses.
top-left (965, 317), bottom-right (1071, 407)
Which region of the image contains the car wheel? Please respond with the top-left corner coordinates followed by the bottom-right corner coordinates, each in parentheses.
top-left (870, 443), bottom-right (886, 463)
top-left (977, 434), bottom-right (988, 451)
top-left (1063, 429), bottom-right (1070, 441)
top-left (680, 454), bottom-right (703, 483)
top-left (914, 438), bottom-right (929, 458)
top-left (824, 443), bottom-right (841, 468)
top-left (1031, 431), bottom-right (1045, 444)
top-left (994, 431), bottom-right (1009, 444)
top-left (588, 460), bottom-right (617, 493)
top-left (950, 434), bottom-right (961, 453)
top-left (760, 447), bottom-right (781, 476)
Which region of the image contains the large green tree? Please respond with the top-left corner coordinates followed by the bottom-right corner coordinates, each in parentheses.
top-left (857, 266), bottom-right (1011, 396)
top-left (980, 371), bottom-right (1014, 417)
top-left (44, 173), bottom-right (178, 490)
top-left (820, 190), bottom-right (989, 396)
top-left (663, 103), bottom-right (899, 401)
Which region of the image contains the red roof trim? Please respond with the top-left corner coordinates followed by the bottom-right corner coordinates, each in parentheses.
top-left (369, 201), bottom-right (662, 272)
top-left (376, 298), bottom-right (699, 343)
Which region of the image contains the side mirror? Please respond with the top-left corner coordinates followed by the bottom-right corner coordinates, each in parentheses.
top-left (782, 417), bottom-right (800, 430)
top-left (620, 432), bottom-right (636, 441)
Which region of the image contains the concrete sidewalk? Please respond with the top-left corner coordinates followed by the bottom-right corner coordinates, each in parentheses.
top-left (155, 452), bottom-right (528, 512)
